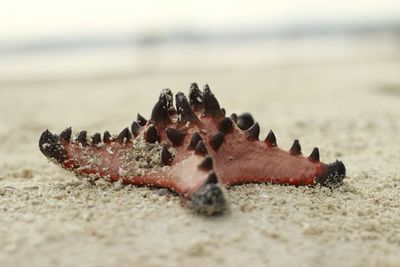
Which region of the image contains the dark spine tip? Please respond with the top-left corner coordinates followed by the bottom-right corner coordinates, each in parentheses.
top-left (189, 83), bottom-right (203, 109)
top-left (195, 140), bottom-right (208, 156)
top-left (92, 133), bottom-right (101, 145)
top-left (309, 147), bottom-right (320, 162)
top-left (59, 127), bottom-right (72, 142)
top-left (316, 160), bottom-right (346, 187)
top-left (163, 89), bottom-right (176, 115)
top-left (188, 132), bottom-right (202, 150)
top-left (39, 130), bottom-right (51, 147)
top-left (131, 121), bottom-right (141, 138)
top-left (245, 122), bottom-right (260, 141)
top-left (137, 113), bottom-right (148, 126)
top-left (165, 127), bottom-right (186, 146)
top-left (289, 139), bottom-right (302, 155)
top-left (77, 130), bottom-right (88, 145)
top-left (175, 92), bottom-right (200, 125)
top-left (162, 88), bottom-right (175, 113)
top-left (161, 145), bottom-right (173, 166)
top-left (265, 130), bottom-right (277, 147)
top-left (205, 171), bottom-right (218, 184)
top-left (237, 113), bottom-right (254, 130)
top-left (198, 156), bottom-right (213, 171)
top-left (229, 113), bottom-right (238, 123)
top-left (202, 84), bottom-right (223, 117)
top-left (144, 125), bottom-right (160, 144)
top-left (150, 89), bottom-right (172, 124)
top-left (218, 117), bottom-right (233, 134)
top-left (210, 132), bottom-right (224, 151)
top-left (103, 131), bottom-right (112, 143)
top-left (116, 127), bottom-right (132, 144)
top-left (39, 130), bottom-right (66, 163)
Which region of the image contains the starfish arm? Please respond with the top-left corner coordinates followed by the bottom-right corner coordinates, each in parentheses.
top-left (39, 128), bottom-right (228, 214)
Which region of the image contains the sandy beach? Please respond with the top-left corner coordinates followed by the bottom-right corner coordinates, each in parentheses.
top-left (1, 36), bottom-right (400, 267)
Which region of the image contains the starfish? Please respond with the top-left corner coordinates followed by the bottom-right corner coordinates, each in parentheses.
top-left (39, 84), bottom-right (346, 215)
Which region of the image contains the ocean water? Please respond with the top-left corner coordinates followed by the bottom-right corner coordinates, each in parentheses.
top-left (0, 32), bottom-right (399, 87)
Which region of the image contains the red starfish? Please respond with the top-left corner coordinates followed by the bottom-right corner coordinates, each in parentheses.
top-left (39, 84), bottom-right (346, 214)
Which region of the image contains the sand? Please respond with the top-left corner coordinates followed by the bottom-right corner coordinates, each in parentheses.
top-left (1, 36), bottom-right (400, 267)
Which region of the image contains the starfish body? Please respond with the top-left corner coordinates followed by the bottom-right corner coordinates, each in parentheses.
top-left (39, 84), bottom-right (346, 214)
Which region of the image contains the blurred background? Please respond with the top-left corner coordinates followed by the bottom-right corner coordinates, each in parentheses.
top-left (1, 0), bottom-right (400, 84)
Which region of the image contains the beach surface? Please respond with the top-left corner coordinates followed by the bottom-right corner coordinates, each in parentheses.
top-left (1, 36), bottom-right (400, 267)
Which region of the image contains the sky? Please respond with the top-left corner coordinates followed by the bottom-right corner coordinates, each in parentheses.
top-left (1, 0), bottom-right (400, 42)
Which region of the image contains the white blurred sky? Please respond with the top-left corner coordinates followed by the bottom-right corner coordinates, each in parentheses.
top-left (1, 0), bottom-right (400, 41)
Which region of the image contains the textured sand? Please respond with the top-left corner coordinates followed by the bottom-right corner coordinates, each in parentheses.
top-left (1, 37), bottom-right (400, 267)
